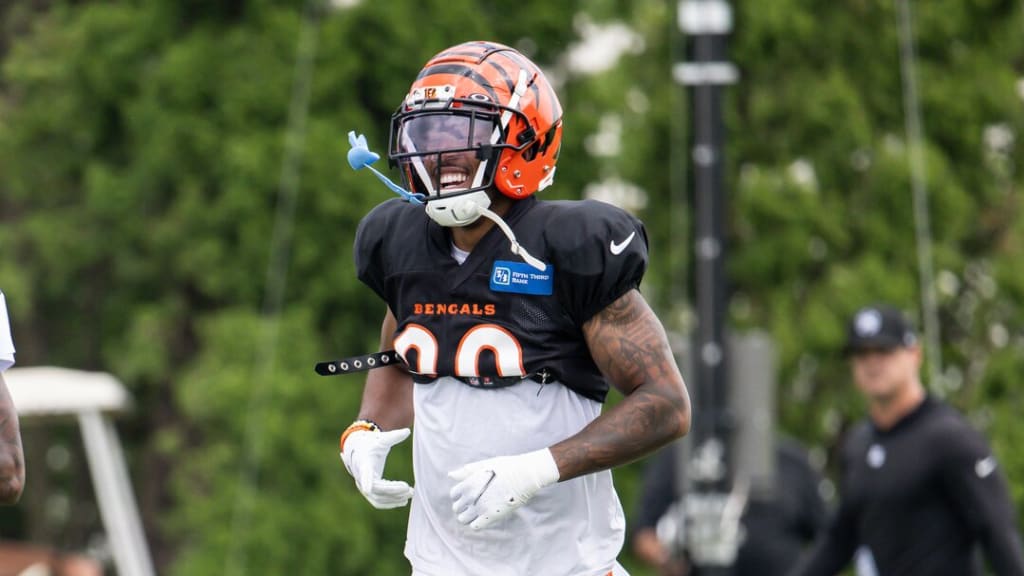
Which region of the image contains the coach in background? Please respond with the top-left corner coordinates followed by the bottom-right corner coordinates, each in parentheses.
top-left (633, 437), bottom-right (826, 576)
top-left (0, 290), bottom-right (25, 504)
top-left (789, 304), bottom-right (1024, 576)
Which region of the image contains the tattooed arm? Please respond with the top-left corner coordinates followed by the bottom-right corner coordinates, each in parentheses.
top-left (549, 289), bottom-right (690, 481)
top-left (356, 307), bottom-right (414, 431)
top-left (0, 373), bottom-right (24, 504)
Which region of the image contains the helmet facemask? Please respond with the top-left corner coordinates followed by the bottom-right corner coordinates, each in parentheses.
top-left (374, 41), bottom-right (559, 270)
top-left (389, 87), bottom-right (536, 227)
top-left (391, 108), bottom-right (494, 226)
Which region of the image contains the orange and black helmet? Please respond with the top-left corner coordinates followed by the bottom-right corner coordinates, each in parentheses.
top-left (388, 41), bottom-right (563, 201)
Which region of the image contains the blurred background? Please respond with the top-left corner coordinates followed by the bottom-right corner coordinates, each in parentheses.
top-left (1, 0), bottom-right (1022, 574)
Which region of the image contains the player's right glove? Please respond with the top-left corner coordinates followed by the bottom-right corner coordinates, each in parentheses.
top-left (339, 420), bottom-right (413, 509)
top-left (448, 448), bottom-right (560, 530)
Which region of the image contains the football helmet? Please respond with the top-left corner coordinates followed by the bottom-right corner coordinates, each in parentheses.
top-left (389, 41), bottom-right (563, 227)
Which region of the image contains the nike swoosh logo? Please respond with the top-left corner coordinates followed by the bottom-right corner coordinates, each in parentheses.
top-left (610, 231), bottom-right (636, 255)
top-left (976, 456), bottom-right (997, 478)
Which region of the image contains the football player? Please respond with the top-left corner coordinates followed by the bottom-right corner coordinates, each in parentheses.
top-left (339, 41), bottom-right (691, 576)
top-left (0, 290), bottom-right (24, 505)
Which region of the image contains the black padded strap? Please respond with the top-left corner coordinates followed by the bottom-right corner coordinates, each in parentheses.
top-left (315, 350), bottom-right (404, 376)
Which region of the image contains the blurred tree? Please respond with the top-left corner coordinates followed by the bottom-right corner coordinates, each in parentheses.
top-left (2, 0), bottom-right (1023, 575)
top-left (723, 0), bottom-right (1024, 521)
top-left (0, 0), bottom-right (618, 574)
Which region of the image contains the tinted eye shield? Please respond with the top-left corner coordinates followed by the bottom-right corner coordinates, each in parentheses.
top-left (387, 98), bottom-right (535, 163)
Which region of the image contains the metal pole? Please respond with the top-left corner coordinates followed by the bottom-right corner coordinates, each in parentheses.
top-left (896, 0), bottom-right (943, 390)
top-left (692, 12), bottom-right (729, 495)
top-left (78, 411), bottom-right (156, 576)
top-left (675, 2), bottom-right (738, 573)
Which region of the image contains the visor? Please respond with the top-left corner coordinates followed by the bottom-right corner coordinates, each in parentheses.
top-left (395, 112), bottom-right (497, 156)
top-left (390, 111), bottom-right (501, 198)
top-left (842, 305), bottom-right (918, 356)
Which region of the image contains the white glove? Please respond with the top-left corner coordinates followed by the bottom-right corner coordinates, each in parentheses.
top-left (340, 427), bottom-right (414, 509)
top-left (448, 448), bottom-right (560, 530)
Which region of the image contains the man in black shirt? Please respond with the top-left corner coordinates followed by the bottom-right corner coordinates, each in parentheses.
top-left (790, 304), bottom-right (1024, 576)
top-left (632, 438), bottom-right (826, 576)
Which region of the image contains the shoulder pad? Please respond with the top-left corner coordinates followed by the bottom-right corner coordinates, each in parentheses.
top-left (542, 200), bottom-right (648, 324)
top-left (354, 199), bottom-right (422, 301)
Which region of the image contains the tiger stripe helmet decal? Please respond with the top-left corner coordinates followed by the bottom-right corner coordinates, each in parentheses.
top-left (388, 41), bottom-right (563, 200)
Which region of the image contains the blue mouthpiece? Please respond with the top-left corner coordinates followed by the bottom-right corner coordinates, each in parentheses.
top-left (347, 131), bottom-right (425, 205)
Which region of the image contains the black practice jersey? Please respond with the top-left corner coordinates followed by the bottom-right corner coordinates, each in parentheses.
top-left (792, 396), bottom-right (1024, 576)
top-left (354, 195), bottom-right (648, 402)
top-left (636, 439), bottom-right (826, 576)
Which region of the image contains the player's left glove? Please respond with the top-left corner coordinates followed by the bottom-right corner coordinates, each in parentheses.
top-left (448, 448), bottom-right (560, 530)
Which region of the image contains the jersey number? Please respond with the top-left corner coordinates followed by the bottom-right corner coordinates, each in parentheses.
top-left (393, 323), bottom-right (526, 377)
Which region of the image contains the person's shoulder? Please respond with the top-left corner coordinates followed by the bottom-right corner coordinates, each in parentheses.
top-left (840, 420), bottom-right (875, 452)
top-left (361, 197), bottom-right (423, 226)
top-left (535, 198), bottom-right (642, 235)
top-left (775, 436), bottom-right (812, 463)
top-left (353, 199), bottom-right (428, 287)
top-left (914, 397), bottom-right (998, 464)
top-left (530, 199), bottom-right (649, 323)
top-left (919, 397), bottom-right (984, 440)
top-left (357, 199), bottom-right (425, 246)
top-left (537, 197), bottom-right (635, 216)
top-left (533, 199), bottom-right (646, 258)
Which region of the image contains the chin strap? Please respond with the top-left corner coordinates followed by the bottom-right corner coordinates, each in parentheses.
top-left (474, 203), bottom-right (547, 272)
top-left (465, 69), bottom-right (547, 271)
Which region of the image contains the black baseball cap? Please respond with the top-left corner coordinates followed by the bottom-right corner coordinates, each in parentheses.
top-left (843, 304), bottom-right (918, 355)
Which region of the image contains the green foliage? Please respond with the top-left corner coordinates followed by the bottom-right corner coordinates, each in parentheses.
top-left (3, 0), bottom-right (1024, 574)
top-left (167, 307), bottom-right (413, 576)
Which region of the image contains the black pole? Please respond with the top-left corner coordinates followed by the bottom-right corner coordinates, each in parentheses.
top-left (691, 14), bottom-right (730, 495)
top-left (675, 1), bottom-right (738, 573)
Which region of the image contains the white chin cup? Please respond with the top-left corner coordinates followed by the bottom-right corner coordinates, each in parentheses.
top-left (425, 190), bottom-right (491, 227)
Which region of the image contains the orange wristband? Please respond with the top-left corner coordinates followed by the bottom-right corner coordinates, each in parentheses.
top-left (339, 419), bottom-right (380, 452)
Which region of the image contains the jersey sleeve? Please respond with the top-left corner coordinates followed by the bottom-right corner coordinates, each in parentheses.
top-left (547, 200), bottom-right (648, 325)
top-left (353, 199), bottom-right (405, 303)
top-left (0, 292), bottom-right (14, 372)
top-left (936, 417), bottom-right (1024, 574)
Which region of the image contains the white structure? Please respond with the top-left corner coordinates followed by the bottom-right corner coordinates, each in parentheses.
top-left (4, 367), bottom-right (156, 576)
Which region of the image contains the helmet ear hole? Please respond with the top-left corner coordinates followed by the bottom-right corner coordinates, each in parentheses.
top-left (516, 127), bottom-right (536, 145)
top-left (522, 140), bottom-right (541, 162)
